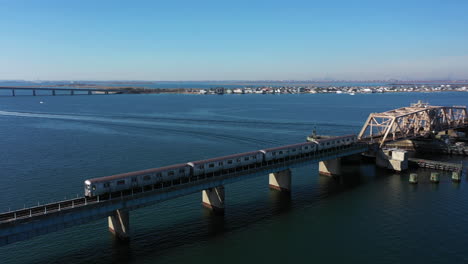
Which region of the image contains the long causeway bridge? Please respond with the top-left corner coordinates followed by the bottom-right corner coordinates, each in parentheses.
top-left (0, 86), bottom-right (123, 96)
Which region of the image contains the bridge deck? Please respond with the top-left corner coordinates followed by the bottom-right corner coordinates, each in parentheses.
top-left (0, 143), bottom-right (368, 246)
top-left (0, 87), bottom-right (121, 92)
top-left (408, 158), bottom-right (464, 172)
top-left (0, 143), bottom-right (367, 223)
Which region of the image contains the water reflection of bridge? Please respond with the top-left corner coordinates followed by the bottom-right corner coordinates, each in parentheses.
top-left (358, 101), bottom-right (468, 147)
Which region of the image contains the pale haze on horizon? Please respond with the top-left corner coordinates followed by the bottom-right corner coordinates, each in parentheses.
top-left (1, 0), bottom-right (468, 81)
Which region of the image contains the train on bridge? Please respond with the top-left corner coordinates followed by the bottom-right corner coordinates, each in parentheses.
top-left (85, 135), bottom-right (358, 197)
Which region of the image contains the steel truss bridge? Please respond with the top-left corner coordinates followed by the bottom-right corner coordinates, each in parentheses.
top-left (358, 101), bottom-right (468, 147)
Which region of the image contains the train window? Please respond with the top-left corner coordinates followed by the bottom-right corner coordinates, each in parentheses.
top-left (104, 182), bottom-right (110, 188)
top-left (227, 160), bottom-right (233, 164)
top-left (305, 146), bottom-right (309, 149)
top-left (347, 139), bottom-right (350, 141)
top-left (292, 149), bottom-right (296, 152)
top-left (156, 173), bottom-right (162, 177)
top-left (168, 171), bottom-right (175, 176)
top-left (199, 165), bottom-right (204, 169)
top-left (327, 142), bottom-right (330, 145)
top-left (209, 163), bottom-right (215, 168)
top-left (143, 175), bottom-right (151, 181)
top-left (252, 155), bottom-right (256, 159)
top-left (117, 180), bottom-right (125, 185)
top-left (237, 158), bottom-right (241, 162)
top-left (279, 151), bottom-right (283, 154)
top-left (244, 157), bottom-right (249, 161)
top-left (131, 177), bottom-right (137, 182)
top-left (92, 185), bottom-right (96, 190)
top-left (179, 169), bottom-right (185, 173)
top-left (218, 162), bottom-right (223, 166)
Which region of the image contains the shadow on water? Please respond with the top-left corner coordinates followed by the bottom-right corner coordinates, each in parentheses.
top-left (268, 189), bottom-right (292, 215)
top-left (201, 208), bottom-right (227, 238)
top-left (110, 234), bottom-right (133, 264)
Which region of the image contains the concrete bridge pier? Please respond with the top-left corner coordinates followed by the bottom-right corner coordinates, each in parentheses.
top-left (202, 186), bottom-right (225, 213)
top-left (269, 169), bottom-right (291, 192)
top-left (375, 149), bottom-right (408, 172)
top-left (319, 158), bottom-right (341, 176)
top-left (11, 89), bottom-right (15, 96)
top-left (108, 209), bottom-right (130, 240)
top-left (32, 89), bottom-right (36, 96)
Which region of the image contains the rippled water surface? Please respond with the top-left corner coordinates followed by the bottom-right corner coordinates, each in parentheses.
top-left (0, 92), bottom-right (467, 263)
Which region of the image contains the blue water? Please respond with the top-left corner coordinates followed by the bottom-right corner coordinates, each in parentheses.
top-left (0, 92), bottom-right (467, 263)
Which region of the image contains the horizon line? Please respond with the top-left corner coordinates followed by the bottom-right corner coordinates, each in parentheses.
top-left (2, 79), bottom-right (468, 83)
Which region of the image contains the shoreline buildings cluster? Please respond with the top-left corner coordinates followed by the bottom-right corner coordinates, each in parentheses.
top-left (197, 84), bottom-right (468, 95)
top-left (2, 82), bottom-right (468, 96)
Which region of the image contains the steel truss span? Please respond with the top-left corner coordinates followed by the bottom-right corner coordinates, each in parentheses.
top-left (358, 101), bottom-right (468, 147)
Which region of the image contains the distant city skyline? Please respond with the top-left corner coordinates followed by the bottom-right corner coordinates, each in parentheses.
top-left (1, 0), bottom-right (468, 81)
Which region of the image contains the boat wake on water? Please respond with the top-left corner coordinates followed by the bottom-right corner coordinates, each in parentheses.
top-left (0, 110), bottom-right (287, 146)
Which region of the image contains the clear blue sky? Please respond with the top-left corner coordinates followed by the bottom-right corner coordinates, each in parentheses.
top-left (1, 0), bottom-right (468, 81)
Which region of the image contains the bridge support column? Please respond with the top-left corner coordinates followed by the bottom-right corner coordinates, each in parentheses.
top-left (52, 90), bottom-right (56, 96)
top-left (376, 149), bottom-right (408, 172)
top-left (12, 89), bottom-right (15, 96)
top-left (269, 169), bottom-right (291, 192)
top-left (108, 209), bottom-right (129, 240)
top-left (71, 90), bottom-right (74, 95)
top-left (319, 158), bottom-right (341, 176)
top-left (32, 89), bottom-right (36, 96)
top-left (202, 186), bottom-right (225, 213)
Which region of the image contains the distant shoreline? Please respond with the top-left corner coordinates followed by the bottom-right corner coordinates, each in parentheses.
top-left (1, 84), bottom-right (467, 95)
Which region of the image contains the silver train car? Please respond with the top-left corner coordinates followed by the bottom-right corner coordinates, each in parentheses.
top-left (84, 135), bottom-right (358, 197)
top-left (311, 134), bottom-right (357, 150)
top-left (84, 163), bottom-right (191, 196)
top-left (260, 142), bottom-right (317, 162)
top-left (188, 151), bottom-right (263, 177)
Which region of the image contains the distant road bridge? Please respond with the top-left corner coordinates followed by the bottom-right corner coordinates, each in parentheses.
top-left (0, 142), bottom-right (367, 247)
top-left (0, 86), bottom-right (124, 96)
top-left (358, 101), bottom-right (468, 147)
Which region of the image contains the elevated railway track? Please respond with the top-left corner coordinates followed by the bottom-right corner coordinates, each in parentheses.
top-left (0, 143), bottom-right (367, 246)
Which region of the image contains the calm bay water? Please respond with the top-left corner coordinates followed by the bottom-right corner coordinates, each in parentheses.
top-left (0, 92), bottom-right (467, 263)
